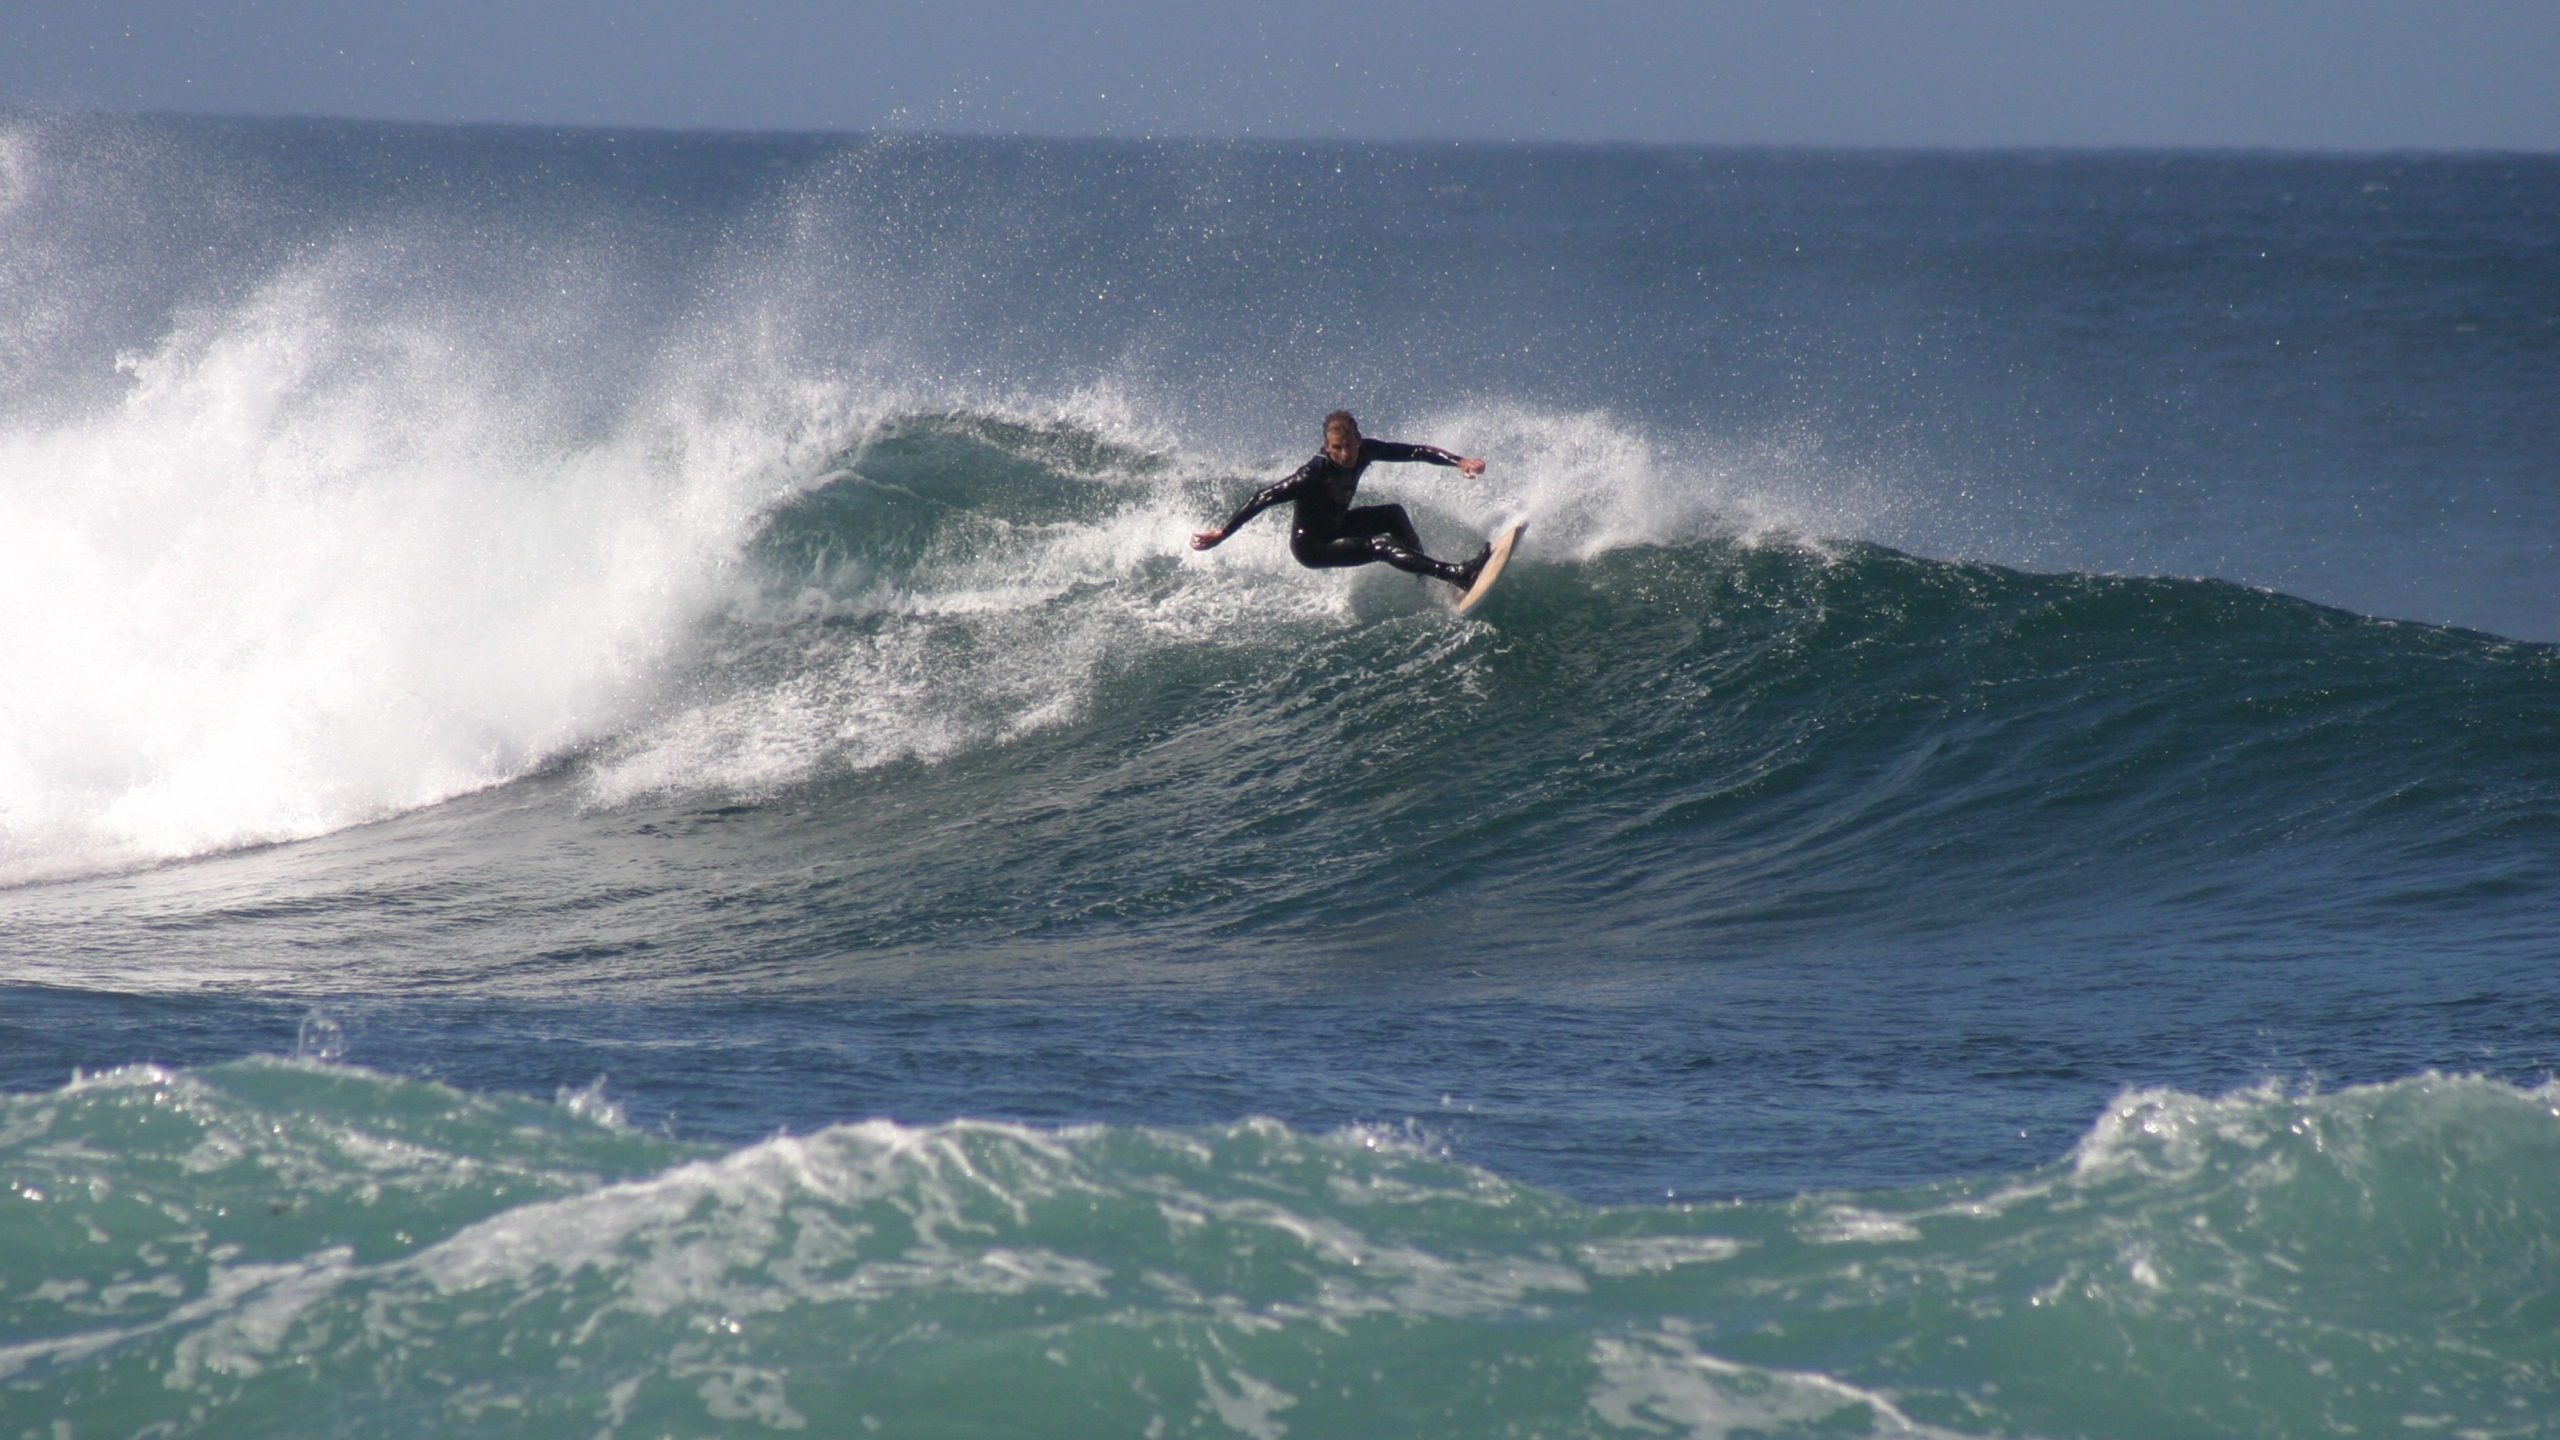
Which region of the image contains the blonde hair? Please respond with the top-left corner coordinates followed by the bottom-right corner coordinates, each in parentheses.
top-left (1322, 410), bottom-right (1360, 440)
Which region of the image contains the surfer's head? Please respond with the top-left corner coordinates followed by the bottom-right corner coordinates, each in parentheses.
top-left (1322, 410), bottom-right (1360, 467)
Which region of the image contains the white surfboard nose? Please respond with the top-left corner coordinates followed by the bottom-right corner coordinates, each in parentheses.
top-left (1455, 521), bottom-right (1529, 614)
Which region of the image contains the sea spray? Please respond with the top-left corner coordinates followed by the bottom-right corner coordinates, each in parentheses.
top-left (0, 150), bottom-right (871, 881)
top-left (0, 281), bottom-right (803, 880)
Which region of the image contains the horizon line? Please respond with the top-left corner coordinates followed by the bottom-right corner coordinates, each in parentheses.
top-left (9, 104), bottom-right (2557, 160)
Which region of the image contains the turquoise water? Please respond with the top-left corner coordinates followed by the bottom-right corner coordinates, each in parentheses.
top-left (7, 1064), bottom-right (2558, 1437)
top-left (2, 117), bottom-right (2556, 1435)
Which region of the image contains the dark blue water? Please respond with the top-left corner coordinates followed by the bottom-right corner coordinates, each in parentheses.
top-left (2, 115), bottom-right (2555, 1437)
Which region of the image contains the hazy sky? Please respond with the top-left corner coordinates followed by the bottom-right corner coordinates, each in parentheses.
top-left (7, 1), bottom-right (2558, 149)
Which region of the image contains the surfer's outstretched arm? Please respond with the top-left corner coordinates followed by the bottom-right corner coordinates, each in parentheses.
top-left (1191, 466), bottom-right (1313, 550)
top-left (1359, 439), bottom-right (1487, 478)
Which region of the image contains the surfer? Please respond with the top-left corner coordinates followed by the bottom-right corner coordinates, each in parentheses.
top-left (1190, 411), bottom-right (1494, 590)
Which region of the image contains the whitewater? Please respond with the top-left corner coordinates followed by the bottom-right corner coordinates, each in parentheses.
top-left (1, 114), bottom-right (2556, 1437)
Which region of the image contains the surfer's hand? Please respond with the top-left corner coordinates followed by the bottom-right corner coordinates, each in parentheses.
top-left (1190, 529), bottom-right (1225, 550)
top-left (1457, 457), bottom-right (1486, 479)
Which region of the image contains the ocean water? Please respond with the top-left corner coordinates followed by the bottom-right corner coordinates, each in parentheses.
top-left (1, 114), bottom-right (2555, 1437)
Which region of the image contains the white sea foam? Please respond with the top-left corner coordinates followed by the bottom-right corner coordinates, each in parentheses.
top-left (1392, 401), bottom-right (1910, 563)
top-left (0, 235), bottom-right (848, 883)
top-left (1575, 1234), bottom-right (1745, 1275)
top-left (1590, 1323), bottom-right (1969, 1440)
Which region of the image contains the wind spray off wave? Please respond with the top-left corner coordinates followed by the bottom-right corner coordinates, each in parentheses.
top-left (0, 252), bottom-right (838, 881)
top-left (0, 114), bottom-right (925, 882)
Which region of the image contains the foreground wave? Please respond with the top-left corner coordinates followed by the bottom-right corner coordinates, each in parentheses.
top-left (4, 1063), bottom-right (2555, 1438)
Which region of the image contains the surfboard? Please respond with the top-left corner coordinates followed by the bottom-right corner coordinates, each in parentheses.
top-left (1454, 521), bottom-right (1527, 615)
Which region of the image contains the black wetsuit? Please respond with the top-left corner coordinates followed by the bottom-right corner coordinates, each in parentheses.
top-left (1216, 439), bottom-right (1478, 585)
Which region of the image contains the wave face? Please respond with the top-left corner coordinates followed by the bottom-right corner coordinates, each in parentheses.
top-left (551, 409), bottom-right (2558, 967)
top-left (5, 1063), bottom-right (2557, 1439)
